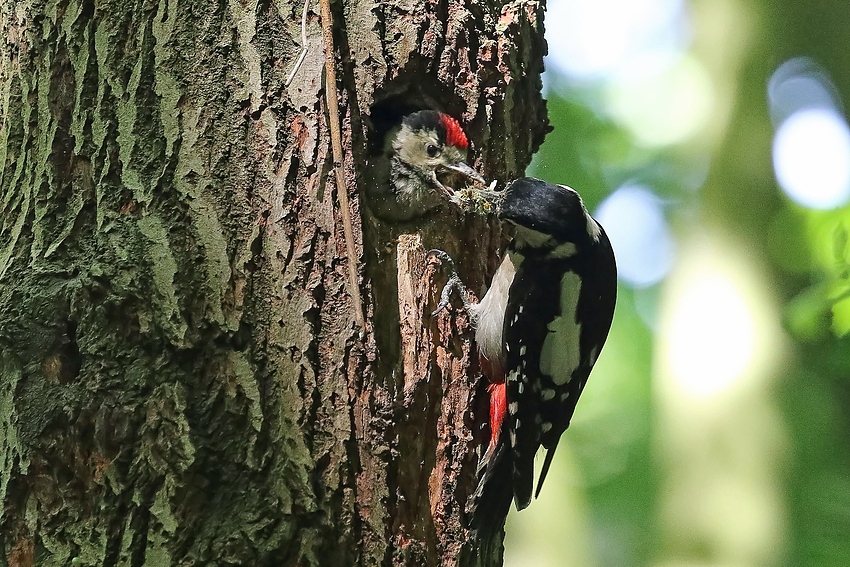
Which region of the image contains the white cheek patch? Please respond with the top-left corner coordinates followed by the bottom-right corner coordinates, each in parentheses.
top-left (586, 213), bottom-right (602, 243)
top-left (513, 226), bottom-right (554, 248)
top-left (539, 271), bottom-right (582, 386)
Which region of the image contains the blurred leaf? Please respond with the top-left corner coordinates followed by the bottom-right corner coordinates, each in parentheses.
top-left (808, 208), bottom-right (850, 277)
top-left (785, 284), bottom-right (833, 341)
top-left (830, 287), bottom-right (850, 336)
top-left (767, 207), bottom-right (811, 274)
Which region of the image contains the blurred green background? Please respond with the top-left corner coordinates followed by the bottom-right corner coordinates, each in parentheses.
top-left (503, 0), bottom-right (850, 565)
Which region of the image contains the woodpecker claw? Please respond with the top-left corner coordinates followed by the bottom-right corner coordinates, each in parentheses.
top-left (433, 272), bottom-right (466, 316)
top-left (426, 249), bottom-right (472, 317)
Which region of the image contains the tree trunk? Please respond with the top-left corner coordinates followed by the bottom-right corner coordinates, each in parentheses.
top-left (0, 0), bottom-right (547, 565)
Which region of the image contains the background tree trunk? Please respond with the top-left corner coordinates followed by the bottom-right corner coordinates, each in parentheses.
top-left (0, 0), bottom-right (547, 564)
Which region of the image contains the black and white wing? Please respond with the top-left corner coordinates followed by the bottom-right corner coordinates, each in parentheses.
top-left (503, 232), bottom-right (617, 509)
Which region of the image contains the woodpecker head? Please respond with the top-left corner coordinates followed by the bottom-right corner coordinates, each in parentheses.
top-left (391, 110), bottom-right (485, 200)
top-left (500, 177), bottom-right (603, 249)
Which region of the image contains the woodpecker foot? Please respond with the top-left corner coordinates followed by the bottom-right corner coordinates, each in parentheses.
top-left (426, 249), bottom-right (473, 316)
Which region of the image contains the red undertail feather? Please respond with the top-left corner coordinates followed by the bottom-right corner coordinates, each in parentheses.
top-left (467, 371), bottom-right (512, 556)
top-left (487, 380), bottom-right (506, 459)
top-left (439, 113), bottom-right (469, 150)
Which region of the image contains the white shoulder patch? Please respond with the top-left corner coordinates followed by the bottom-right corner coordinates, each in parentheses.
top-left (550, 242), bottom-right (577, 259)
top-left (539, 271), bottom-right (583, 385)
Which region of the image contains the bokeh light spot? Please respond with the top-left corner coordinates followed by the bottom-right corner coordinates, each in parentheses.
top-left (605, 54), bottom-right (714, 147)
top-left (768, 57), bottom-right (841, 126)
top-left (545, 0), bottom-right (688, 80)
top-left (595, 185), bottom-right (675, 287)
top-left (659, 235), bottom-right (782, 402)
top-left (666, 271), bottom-right (755, 397)
top-left (773, 108), bottom-right (850, 209)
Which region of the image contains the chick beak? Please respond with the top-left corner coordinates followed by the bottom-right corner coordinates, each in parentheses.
top-left (441, 161), bottom-right (487, 186)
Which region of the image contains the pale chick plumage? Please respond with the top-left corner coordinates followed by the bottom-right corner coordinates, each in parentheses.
top-left (365, 110), bottom-right (484, 222)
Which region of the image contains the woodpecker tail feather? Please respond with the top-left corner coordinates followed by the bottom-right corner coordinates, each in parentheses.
top-left (535, 441), bottom-right (560, 499)
top-left (466, 376), bottom-right (512, 559)
top-left (466, 442), bottom-right (512, 560)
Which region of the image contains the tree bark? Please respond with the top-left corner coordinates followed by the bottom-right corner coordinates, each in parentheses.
top-left (0, 0), bottom-right (547, 565)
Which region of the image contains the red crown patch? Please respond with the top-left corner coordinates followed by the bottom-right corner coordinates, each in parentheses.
top-left (440, 114), bottom-right (469, 150)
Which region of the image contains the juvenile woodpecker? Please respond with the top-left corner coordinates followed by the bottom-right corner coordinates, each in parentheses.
top-left (433, 177), bottom-right (617, 534)
top-left (365, 110), bottom-right (485, 221)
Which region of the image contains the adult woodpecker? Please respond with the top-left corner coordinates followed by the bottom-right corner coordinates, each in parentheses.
top-left (433, 177), bottom-right (617, 540)
top-left (365, 110), bottom-right (485, 221)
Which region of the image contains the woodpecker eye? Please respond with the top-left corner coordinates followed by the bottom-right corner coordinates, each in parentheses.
top-left (426, 144), bottom-right (440, 157)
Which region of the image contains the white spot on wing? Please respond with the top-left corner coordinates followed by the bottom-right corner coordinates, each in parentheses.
top-left (540, 271), bottom-right (583, 385)
top-left (589, 345), bottom-right (600, 366)
top-left (518, 382), bottom-right (524, 394)
top-left (541, 422), bottom-right (553, 433)
top-left (509, 402), bottom-right (519, 414)
top-left (541, 389), bottom-right (555, 401)
top-left (519, 345), bottom-right (527, 356)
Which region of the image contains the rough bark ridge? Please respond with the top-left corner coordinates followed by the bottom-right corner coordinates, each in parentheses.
top-left (0, 0), bottom-right (547, 565)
